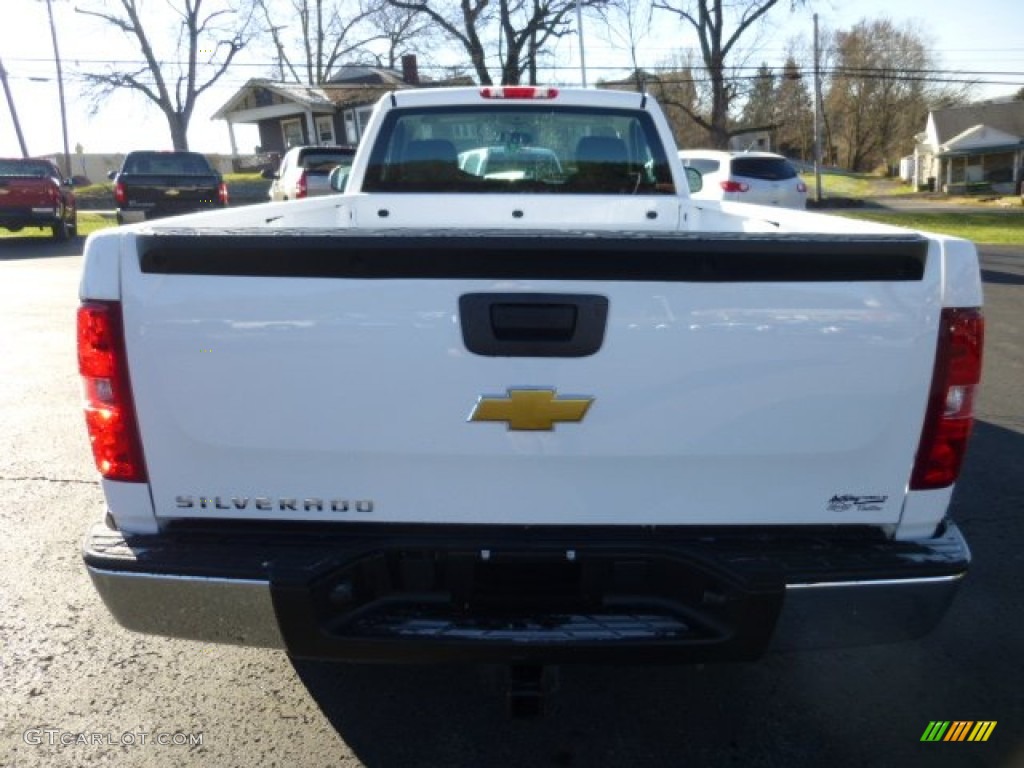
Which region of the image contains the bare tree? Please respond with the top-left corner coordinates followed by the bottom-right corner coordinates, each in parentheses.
top-left (255, 0), bottom-right (390, 85)
top-left (738, 63), bottom-right (775, 131)
top-left (651, 0), bottom-right (803, 148)
top-left (385, 0), bottom-right (491, 85)
top-left (644, 55), bottom-right (706, 149)
top-left (595, 0), bottom-right (653, 89)
top-left (386, 0), bottom-right (604, 85)
top-left (76, 0), bottom-right (250, 151)
top-left (824, 19), bottom-right (936, 172)
top-left (774, 56), bottom-right (813, 160)
top-left (364, 3), bottom-right (440, 70)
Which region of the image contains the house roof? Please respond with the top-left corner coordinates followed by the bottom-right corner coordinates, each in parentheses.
top-left (598, 70), bottom-right (662, 90)
top-left (930, 100), bottom-right (1024, 145)
top-left (942, 124), bottom-right (1023, 152)
top-left (213, 72), bottom-right (477, 123)
top-left (322, 85), bottom-right (397, 108)
top-left (211, 79), bottom-right (334, 120)
top-left (327, 65), bottom-right (407, 86)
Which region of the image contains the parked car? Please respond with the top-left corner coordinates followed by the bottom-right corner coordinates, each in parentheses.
top-left (263, 146), bottom-right (357, 201)
top-left (677, 150), bottom-right (808, 209)
top-left (0, 157), bottom-right (77, 240)
top-left (108, 151), bottom-right (227, 224)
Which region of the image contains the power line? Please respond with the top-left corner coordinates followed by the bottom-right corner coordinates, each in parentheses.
top-left (2, 52), bottom-right (1024, 78)
top-left (5, 62), bottom-right (1023, 81)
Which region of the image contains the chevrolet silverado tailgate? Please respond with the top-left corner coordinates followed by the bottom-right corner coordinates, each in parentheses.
top-left (120, 174), bottom-right (220, 216)
top-left (0, 177), bottom-right (53, 207)
top-left (120, 228), bottom-right (938, 527)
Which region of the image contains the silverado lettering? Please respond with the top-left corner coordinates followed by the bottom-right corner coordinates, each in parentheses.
top-left (174, 495), bottom-right (373, 512)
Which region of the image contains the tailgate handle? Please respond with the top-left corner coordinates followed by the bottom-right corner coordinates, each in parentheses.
top-left (460, 293), bottom-right (608, 357)
top-left (491, 303), bottom-right (576, 342)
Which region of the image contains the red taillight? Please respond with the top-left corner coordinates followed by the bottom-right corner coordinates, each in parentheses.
top-left (48, 181), bottom-right (61, 205)
top-left (218, 181), bottom-right (229, 205)
top-left (797, 181), bottom-right (808, 193)
top-left (77, 301), bottom-right (147, 482)
top-left (480, 86), bottom-right (559, 99)
top-left (296, 171), bottom-right (308, 199)
top-left (720, 180), bottom-right (749, 193)
top-left (114, 180), bottom-right (127, 205)
top-left (910, 308), bottom-right (984, 490)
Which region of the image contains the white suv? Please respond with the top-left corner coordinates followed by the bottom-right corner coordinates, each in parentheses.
top-left (263, 146), bottom-right (356, 201)
top-left (678, 150), bottom-right (807, 209)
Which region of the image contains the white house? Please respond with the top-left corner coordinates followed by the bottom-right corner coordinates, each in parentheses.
top-left (914, 100), bottom-right (1024, 194)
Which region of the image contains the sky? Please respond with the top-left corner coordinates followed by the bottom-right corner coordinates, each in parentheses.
top-left (1, 0), bottom-right (1022, 160)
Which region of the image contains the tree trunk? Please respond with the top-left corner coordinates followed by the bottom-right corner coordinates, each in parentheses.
top-left (708, 70), bottom-right (731, 148)
top-left (168, 112), bottom-right (190, 151)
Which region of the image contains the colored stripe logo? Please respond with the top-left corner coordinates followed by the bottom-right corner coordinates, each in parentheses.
top-left (921, 721), bottom-right (997, 742)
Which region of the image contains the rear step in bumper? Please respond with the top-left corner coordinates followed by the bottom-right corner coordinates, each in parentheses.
top-left (83, 522), bottom-right (970, 661)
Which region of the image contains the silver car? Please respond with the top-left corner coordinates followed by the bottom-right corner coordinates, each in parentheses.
top-left (263, 145), bottom-right (356, 201)
top-left (678, 150), bottom-right (807, 209)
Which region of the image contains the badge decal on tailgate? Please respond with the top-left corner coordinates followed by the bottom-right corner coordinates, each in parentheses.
top-left (468, 388), bottom-right (593, 431)
top-left (827, 494), bottom-right (889, 513)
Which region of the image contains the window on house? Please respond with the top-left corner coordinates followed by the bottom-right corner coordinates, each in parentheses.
top-left (356, 108), bottom-right (373, 140)
top-left (982, 152), bottom-right (1014, 184)
top-left (315, 115), bottom-right (335, 145)
top-left (949, 157), bottom-right (967, 184)
top-left (281, 118), bottom-right (304, 148)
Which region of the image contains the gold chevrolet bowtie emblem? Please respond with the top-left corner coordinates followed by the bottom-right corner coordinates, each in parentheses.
top-left (165, 188), bottom-right (180, 196)
top-left (469, 388), bottom-right (594, 431)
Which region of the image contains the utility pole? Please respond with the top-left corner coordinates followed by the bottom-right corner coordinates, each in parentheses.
top-left (45, 0), bottom-right (72, 179)
top-left (575, 0), bottom-right (587, 87)
top-left (812, 13), bottom-right (823, 203)
top-left (0, 56), bottom-right (30, 157)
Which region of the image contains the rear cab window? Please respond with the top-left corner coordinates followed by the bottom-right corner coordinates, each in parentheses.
top-left (297, 149), bottom-right (356, 174)
top-left (363, 105), bottom-right (676, 194)
top-left (730, 156), bottom-right (798, 181)
top-left (123, 152), bottom-right (217, 175)
top-left (0, 160), bottom-right (58, 179)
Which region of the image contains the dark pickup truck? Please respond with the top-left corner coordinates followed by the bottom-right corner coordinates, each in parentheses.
top-left (108, 151), bottom-right (227, 224)
top-left (0, 157), bottom-right (77, 240)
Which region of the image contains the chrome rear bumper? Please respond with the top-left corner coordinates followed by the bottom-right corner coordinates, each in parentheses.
top-left (84, 521), bottom-right (970, 660)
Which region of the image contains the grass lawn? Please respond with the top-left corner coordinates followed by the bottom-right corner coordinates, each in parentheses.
top-left (0, 212), bottom-right (116, 239)
top-left (76, 212), bottom-right (118, 236)
top-left (834, 211), bottom-right (1024, 245)
top-left (803, 172), bottom-right (880, 199)
top-left (73, 181), bottom-right (113, 199)
top-left (802, 170), bottom-right (910, 199)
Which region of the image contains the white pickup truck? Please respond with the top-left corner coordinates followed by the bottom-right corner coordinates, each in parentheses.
top-left (79, 87), bottom-right (983, 676)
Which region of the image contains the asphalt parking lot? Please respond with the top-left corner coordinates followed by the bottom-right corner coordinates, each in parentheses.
top-left (0, 237), bottom-right (1021, 767)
